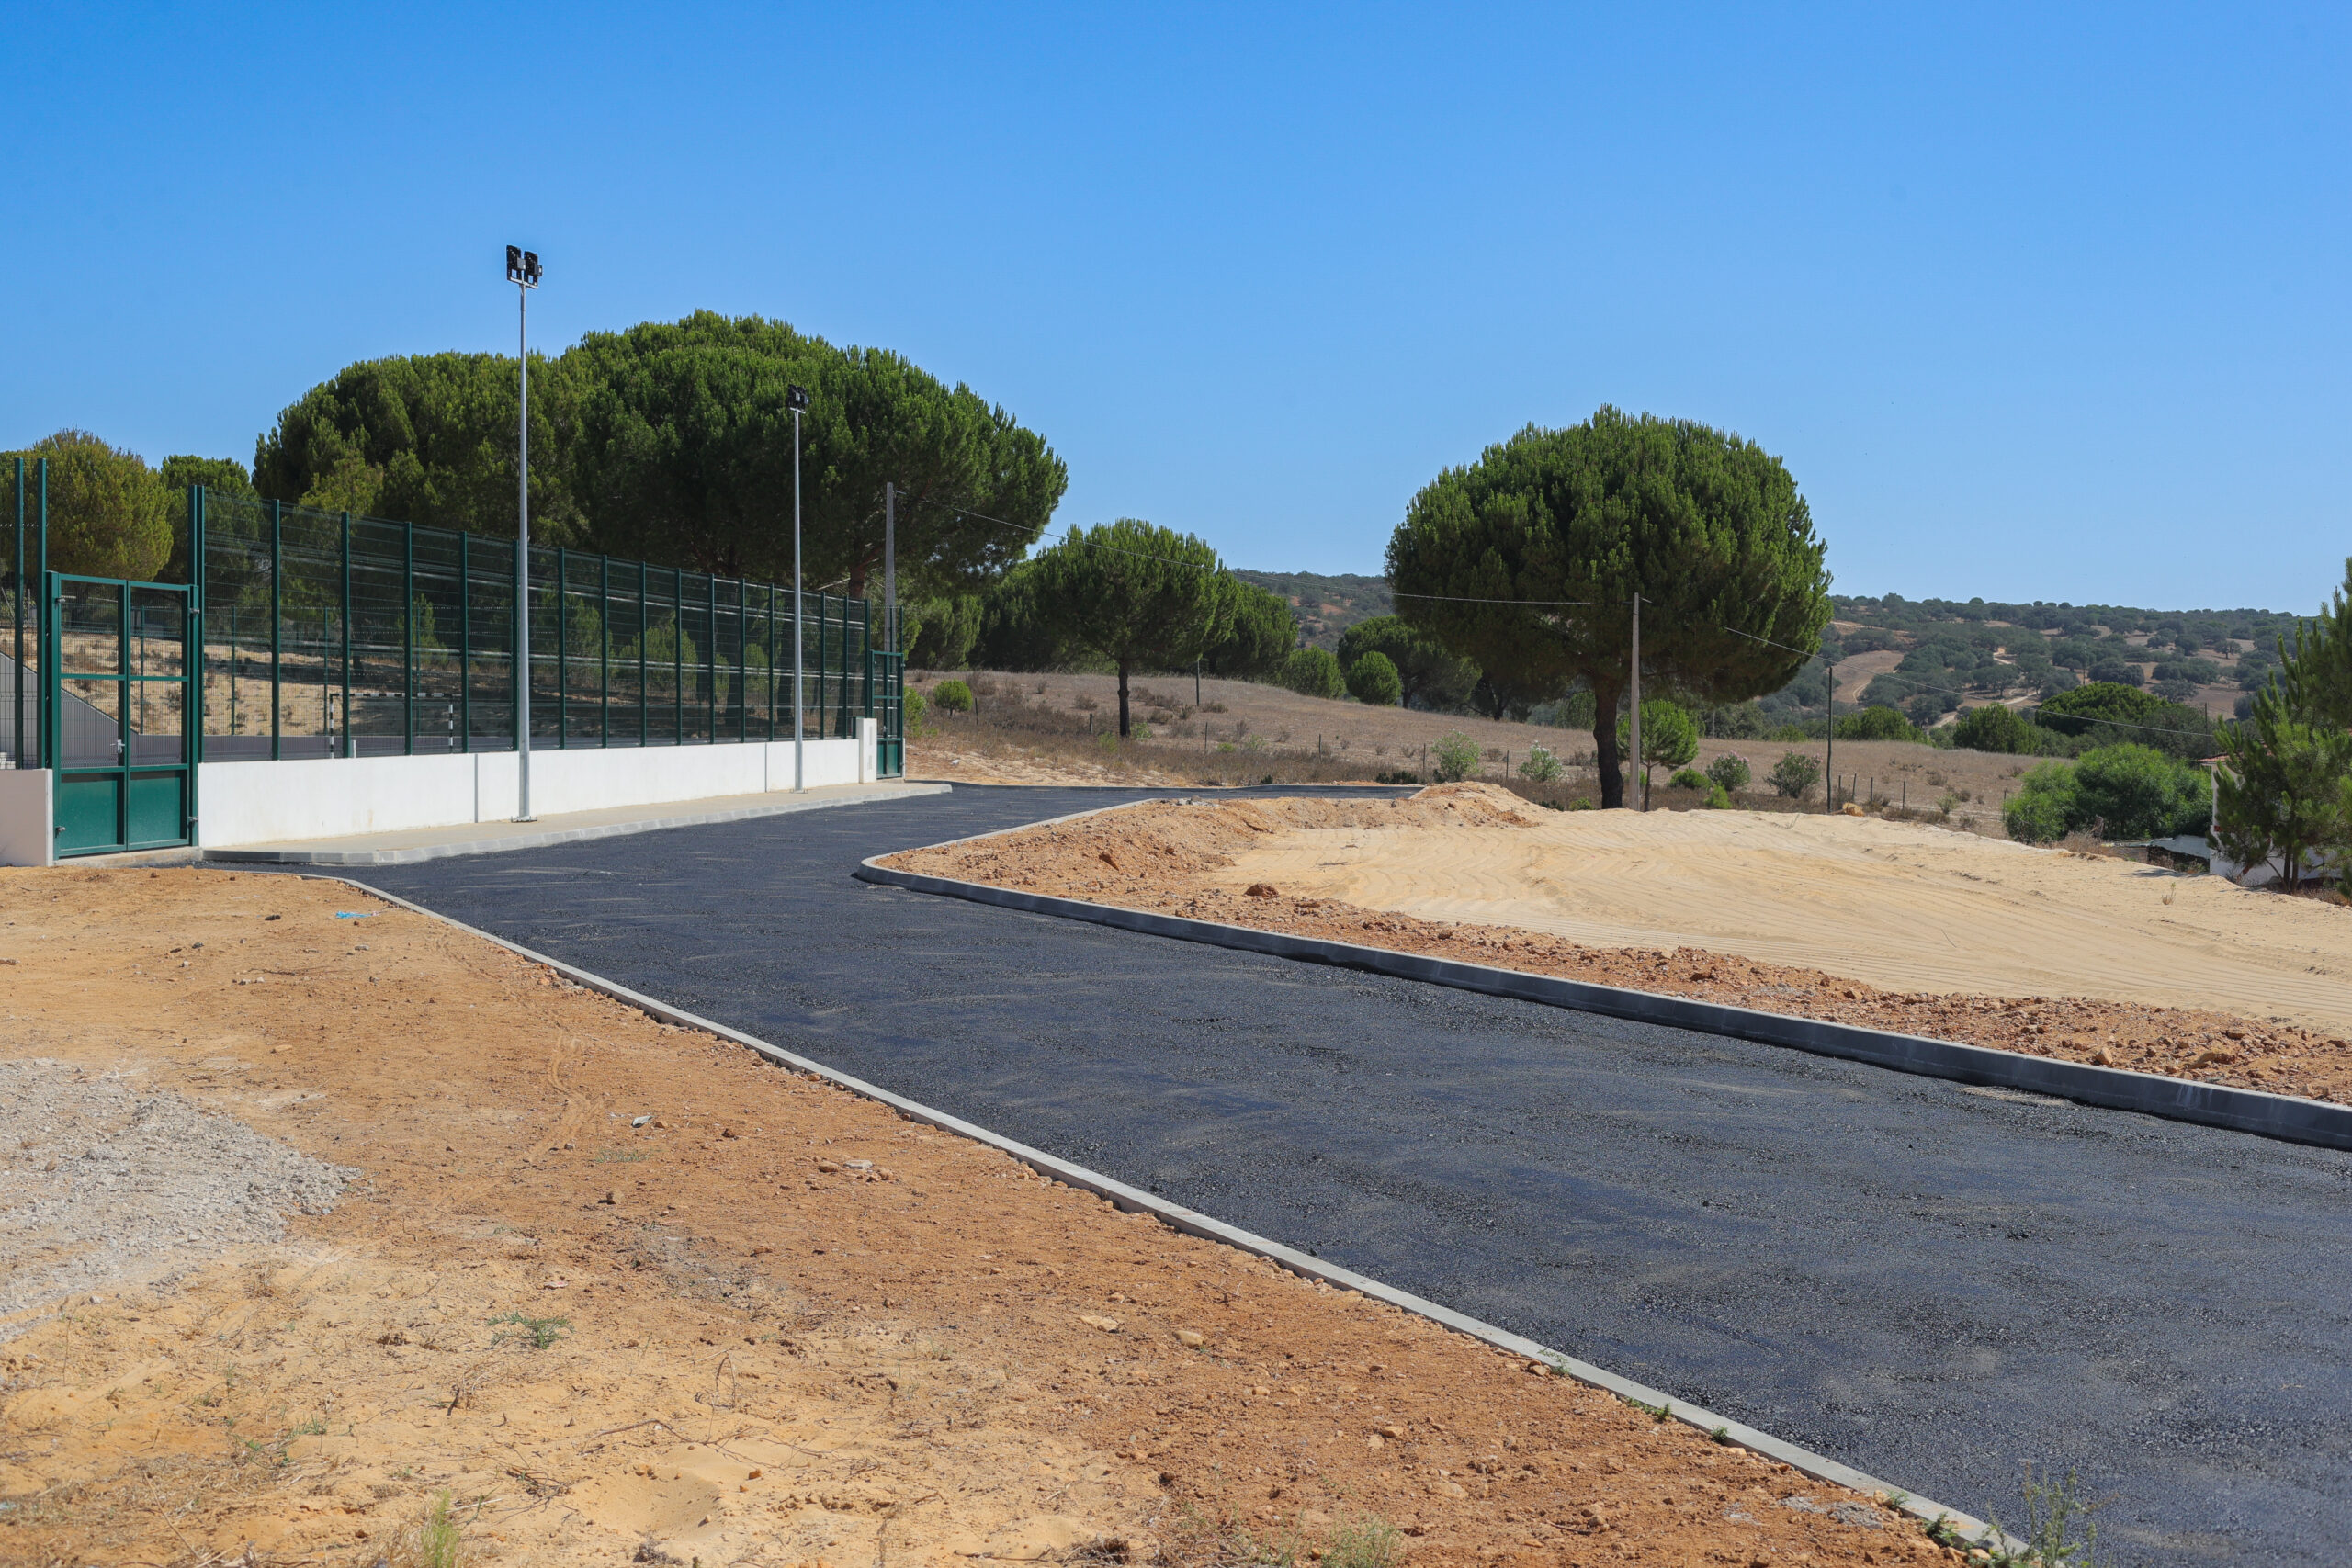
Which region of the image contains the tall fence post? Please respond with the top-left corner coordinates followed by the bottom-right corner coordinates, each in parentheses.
top-left (639, 559), bottom-right (649, 748)
top-left (403, 518), bottom-right (415, 755)
top-left (339, 511), bottom-right (354, 758)
top-left (766, 584), bottom-right (778, 741)
top-left (599, 555), bottom-right (611, 749)
top-left (556, 548), bottom-right (569, 748)
top-left (10, 458), bottom-right (23, 771)
top-left (673, 567), bottom-right (684, 746)
top-left (458, 530), bottom-right (471, 753)
top-left (269, 500), bottom-right (282, 761)
top-left (706, 573), bottom-right (718, 744)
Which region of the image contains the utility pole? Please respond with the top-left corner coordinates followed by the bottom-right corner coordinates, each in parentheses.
top-left (787, 383), bottom-right (809, 789)
top-left (505, 245), bottom-right (542, 820)
top-left (1628, 593), bottom-right (1642, 810)
top-left (1824, 652), bottom-right (1838, 814)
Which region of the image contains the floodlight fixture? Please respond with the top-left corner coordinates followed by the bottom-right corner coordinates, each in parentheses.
top-left (507, 246), bottom-right (542, 288)
top-left (786, 383), bottom-right (810, 412)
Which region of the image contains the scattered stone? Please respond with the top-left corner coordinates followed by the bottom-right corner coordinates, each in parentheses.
top-left (1245, 883), bottom-right (1280, 898)
top-left (1175, 1329), bottom-right (1206, 1348)
top-left (1079, 1314), bottom-right (1122, 1333)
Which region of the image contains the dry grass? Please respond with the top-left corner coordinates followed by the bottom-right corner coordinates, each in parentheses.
top-left (909, 669), bottom-right (2032, 831)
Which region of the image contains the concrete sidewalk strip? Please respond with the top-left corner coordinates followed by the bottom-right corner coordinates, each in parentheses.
top-left (204, 780), bottom-right (950, 865)
top-left (326, 867), bottom-right (2011, 1552)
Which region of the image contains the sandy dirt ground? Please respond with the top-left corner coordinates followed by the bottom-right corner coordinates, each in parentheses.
top-left (888, 786), bottom-right (2352, 1105)
top-left (0, 867), bottom-right (1953, 1568)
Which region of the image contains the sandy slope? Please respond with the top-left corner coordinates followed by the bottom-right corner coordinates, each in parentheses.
top-left (1211, 807), bottom-right (2352, 1036)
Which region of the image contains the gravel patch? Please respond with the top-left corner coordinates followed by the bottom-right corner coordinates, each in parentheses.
top-left (0, 1058), bottom-right (356, 1337)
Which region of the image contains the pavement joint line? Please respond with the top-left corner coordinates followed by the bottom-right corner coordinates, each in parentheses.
top-left (201, 782), bottom-right (952, 865)
top-left (313, 865), bottom-right (2006, 1552)
top-left (854, 799), bottom-right (2352, 1156)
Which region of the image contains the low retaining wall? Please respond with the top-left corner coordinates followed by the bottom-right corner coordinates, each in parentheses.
top-left (195, 726), bottom-right (876, 850)
top-left (0, 767), bottom-right (52, 867)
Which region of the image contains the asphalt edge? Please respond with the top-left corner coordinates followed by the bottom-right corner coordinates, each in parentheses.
top-left (203, 782), bottom-right (953, 866)
top-left (317, 868), bottom-right (2006, 1551)
top-left (853, 819), bottom-right (2352, 1156)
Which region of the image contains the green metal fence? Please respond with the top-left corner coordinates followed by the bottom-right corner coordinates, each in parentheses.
top-left (1, 468), bottom-right (904, 775)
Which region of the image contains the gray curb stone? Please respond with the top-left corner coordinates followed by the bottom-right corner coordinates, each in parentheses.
top-left (322, 866), bottom-right (2012, 1552)
top-left (852, 804), bottom-right (2352, 1156)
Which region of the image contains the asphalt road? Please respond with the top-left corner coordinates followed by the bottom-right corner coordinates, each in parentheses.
top-left (353, 784), bottom-right (2352, 1566)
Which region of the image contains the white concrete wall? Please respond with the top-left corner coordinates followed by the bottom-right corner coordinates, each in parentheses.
top-left (195, 738), bottom-right (869, 850)
top-left (0, 769), bottom-right (53, 867)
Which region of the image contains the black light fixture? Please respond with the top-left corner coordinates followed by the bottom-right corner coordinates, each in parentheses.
top-left (506, 246), bottom-right (542, 287)
top-left (786, 383), bottom-right (810, 412)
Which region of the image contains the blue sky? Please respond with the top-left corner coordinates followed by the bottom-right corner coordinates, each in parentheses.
top-left (3, 4), bottom-right (2345, 611)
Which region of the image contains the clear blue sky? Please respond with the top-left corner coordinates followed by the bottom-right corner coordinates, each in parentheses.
top-left (4, 4), bottom-right (2345, 612)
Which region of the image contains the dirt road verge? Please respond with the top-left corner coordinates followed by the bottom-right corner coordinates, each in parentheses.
top-left (880, 785), bottom-right (2352, 1106)
top-left (0, 865), bottom-right (1955, 1567)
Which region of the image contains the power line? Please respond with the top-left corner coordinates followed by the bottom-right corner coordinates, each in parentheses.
top-left (1391, 592), bottom-right (1596, 607)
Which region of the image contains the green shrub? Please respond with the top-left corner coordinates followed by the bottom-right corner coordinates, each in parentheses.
top-left (1768, 750), bottom-right (1821, 800)
top-left (2003, 766), bottom-right (2075, 843)
top-left (2072, 742), bottom-right (2210, 839)
top-left (2004, 742), bottom-right (2211, 843)
top-left (1279, 646), bottom-right (1346, 700)
top-left (1345, 650), bottom-right (1402, 705)
top-left (1705, 781), bottom-right (1733, 809)
top-left (1668, 767), bottom-right (1712, 791)
top-left (932, 679), bottom-right (974, 713)
top-left (1950, 702), bottom-right (2041, 754)
top-left (1706, 752), bottom-right (1751, 793)
top-left (1519, 743), bottom-right (1564, 783)
top-left (900, 683), bottom-right (929, 735)
top-left (1835, 705), bottom-right (1922, 742)
top-left (1431, 731), bottom-right (1480, 783)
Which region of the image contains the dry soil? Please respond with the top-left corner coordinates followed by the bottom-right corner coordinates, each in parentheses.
top-left (0, 865), bottom-right (1954, 1568)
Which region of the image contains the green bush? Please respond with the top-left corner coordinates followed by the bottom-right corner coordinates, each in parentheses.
top-left (2003, 766), bottom-right (2075, 843)
top-left (1950, 702), bottom-right (2041, 754)
top-left (1279, 646), bottom-right (1346, 700)
top-left (900, 683), bottom-right (929, 735)
top-left (1705, 781), bottom-right (1733, 809)
top-left (1519, 743), bottom-right (1564, 783)
top-left (1706, 753), bottom-right (1751, 793)
top-left (1768, 750), bottom-right (1821, 800)
top-left (1431, 731), bottom-right (1480, 783)
top-left (1345, 650), bottom-right (1403, 705)
top-left (1668, 767), bottom-right (1712, 791)
top-left (1834, 705), bottom-right (1922, 742)
top-left (2003, 742), bottom-right (2211, 843)
top-left (932, 679), bottom-right (974, 713)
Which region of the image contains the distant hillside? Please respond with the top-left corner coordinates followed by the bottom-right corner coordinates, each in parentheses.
top-left (1228, 576), bottom-right (2301, 724)
top-left (1232, 570), bottom-right (1392, 649)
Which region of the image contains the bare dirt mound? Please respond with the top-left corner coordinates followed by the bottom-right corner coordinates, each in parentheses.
top-left (888, 791), bottom-right (2352, 1106)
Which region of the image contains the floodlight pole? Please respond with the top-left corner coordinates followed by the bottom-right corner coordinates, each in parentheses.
top-left (508, 246), bottom-right (542, 820)
top-left (1628, 593), bottom-right (1642, 810)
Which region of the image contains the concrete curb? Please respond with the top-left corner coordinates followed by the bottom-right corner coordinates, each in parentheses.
top-left (204, 783), bottom-right (952, 865)
top-left (317, 866), bottom-right (2007, 1552)
top-left (853, 808), bottom-right (2352, 1156)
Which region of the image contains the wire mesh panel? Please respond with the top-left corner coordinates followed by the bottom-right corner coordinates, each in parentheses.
top-left (187, 491), bottom-right (889, 765)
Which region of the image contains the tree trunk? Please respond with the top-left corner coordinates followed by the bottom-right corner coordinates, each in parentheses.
top-left (1117, 659), bottom-right (1132, 738)
top-left (1592, 678), bottom-right (1626, 808)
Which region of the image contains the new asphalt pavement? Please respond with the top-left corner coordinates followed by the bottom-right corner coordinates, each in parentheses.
top-left (351, 784), bottom-right (2352, 1565)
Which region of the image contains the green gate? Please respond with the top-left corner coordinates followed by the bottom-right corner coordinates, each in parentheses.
top-left (44, 573), bottom-right (197, 856)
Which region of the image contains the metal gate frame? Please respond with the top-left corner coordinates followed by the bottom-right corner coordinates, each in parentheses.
top-left (43, 571), bottom-right (198, 856)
